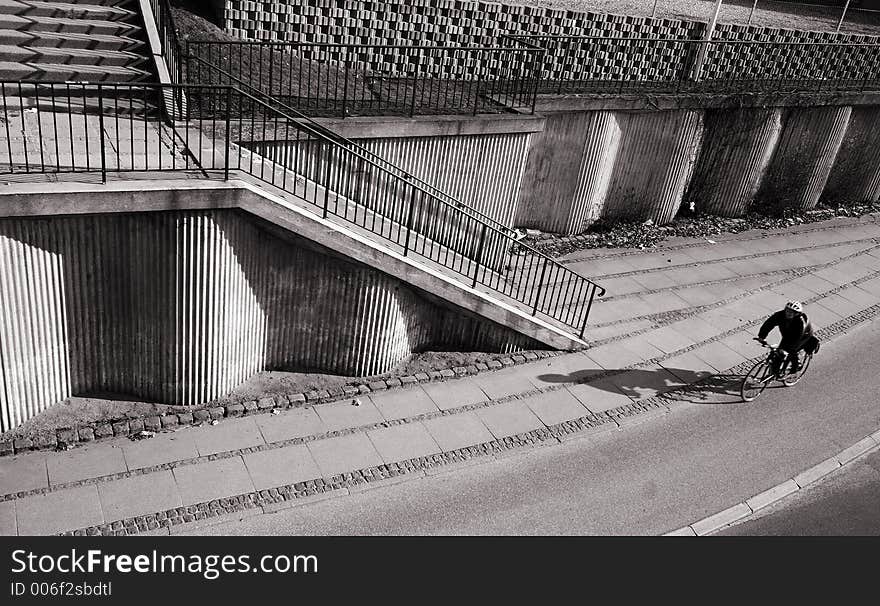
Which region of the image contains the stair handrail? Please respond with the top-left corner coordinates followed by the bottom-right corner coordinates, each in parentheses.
top-left (183, 50), bottom-right (519, 238)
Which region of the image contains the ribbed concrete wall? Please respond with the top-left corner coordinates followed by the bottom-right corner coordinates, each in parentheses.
top-left (0, 210), bottom-right (538, 431)
top-left (822, 106), bottom-right (880, 204)
top-left (757, 106), bottom-right (852, 211)
top-left (516, 111), bottom-right (622, 235)
top-left (686, 108), bottom-right (783, 217)
top-left (252, 132), bottom-right (530, 230)
top-left (602, 110), bottom-right (705, 224)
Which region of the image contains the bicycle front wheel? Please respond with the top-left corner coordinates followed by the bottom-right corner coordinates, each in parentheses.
top-left (783, 354), bottom-right (812, 387)
top-left (741, 359), bottom-right (772, 402)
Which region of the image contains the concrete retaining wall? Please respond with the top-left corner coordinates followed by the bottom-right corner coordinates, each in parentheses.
top-left (756, 106), bottom-right (852, 211)
top-left (0, 209), bottom-right (538, 431)
top-left (822, 105), bottom-right (880, 204)
top-left (686, 108), bottom-right (783, 217)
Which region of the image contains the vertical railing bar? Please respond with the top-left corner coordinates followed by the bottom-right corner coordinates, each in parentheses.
top-left (98, 85), bottom-right (106, 182)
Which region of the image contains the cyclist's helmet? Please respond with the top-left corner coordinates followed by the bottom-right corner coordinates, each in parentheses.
top-left (785, 300), bottom-right (803, 313)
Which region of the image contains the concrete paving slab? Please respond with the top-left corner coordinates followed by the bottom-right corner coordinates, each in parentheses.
top-left (696, 308), bottom-right (749, 333)
top-left (191, 416), bottom-right (265, 456)
top-left (255, 407), bottom-right (327, 444)
top-left (314, 398), bottom-right (384, 432)
top-left (173, 457), bottom-right (255, 506)
top-left (703, 281), bottom-right (751, 301)
top-left (98, 470), bottom-right (182, 522)
top-left (368, 386), bottom-right (439, 421)
top-left (606, 365), bottom-right (688, 400)
top-left (307, 433), bottom-right (384, 478)
top-left (814, 265), bottom-right (874, 286)
top-left (471, 367), bottom-right (537, 400)
top-left (857, 277), bottom-right (880, 297)
top-left (769, 281), bottom-right (819, 306)
top-left (475, 401), bottom-right (545, 439)
top-left (520, 389), bottom-right (590, 426)
top-left (630, 271), bottom-right (678, 291)
top-left (690, 341), bottom-right (750, 373)
top-left (592, 275), bottom-right (645, 296)
top-left (719, 331), bottom-right (764, 360)
top-left (422, 412), bottom-right (495, 452)
top-left (610, 337), bottom-right (666, 364)
top-left (587, 297), bottom-right (654, 323)
top-left (834, 285), bottom-right (880, 309)
top-left (525, 353), bottom-right (605, 388)
top-left (16, 485), bottom-right (104, 536)
top-left (671, 316), bottom-right (724, 343)
top-left (243, 444), bottom-right (322, 491)
top-left (0, 500), bottom-right (15, 536)
top-left (122, 431), bottom-right (200, 471)
top-left (642, 325), bottom-right (696, 354)
top-left (637, 291), bottom-right (691, 314)
top-left (671, 285), bottom-right (721, 307)
top-left (748, 290), bottom-right (789, 314)
top-left (570, 256), bottom-right (640, 276)
top-left (814, 293), bottom-right (866, 318)
top-left (367, 423), bottom-right (442, 463)
top-left (719, 259), bottom-right (762, 277)
top-left (566, 380), bottom-right (633, 413)
top-left (583, 341), bottom-right (644, 370)
top-left (659, 351), bottom-right (719, 382)
top-left (789, 274), bottom-right (838, 296)
top-left (421, 378), bottom-right (488, 411)
top-left (581, 318), bottom-right (655, 343)
top-left (0, 452), bottom-right (48, 495)
top-left (808, 301), bottom-right (847, 328)
top-left (47, 442), bottom-right (127, 485)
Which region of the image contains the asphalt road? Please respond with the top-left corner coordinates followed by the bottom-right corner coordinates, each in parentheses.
top-left (189, 320), bottom-right (880, 536)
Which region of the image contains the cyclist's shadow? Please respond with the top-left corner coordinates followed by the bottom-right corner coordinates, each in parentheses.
top-left (537, 367), bottom-right (745, 405)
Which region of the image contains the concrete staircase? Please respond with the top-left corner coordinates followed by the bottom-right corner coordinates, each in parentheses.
top-left (0, 0), bottom-right (153, 82)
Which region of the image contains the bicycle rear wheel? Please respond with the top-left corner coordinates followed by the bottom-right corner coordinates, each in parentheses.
top-left (783, 354), bottom-right (812, 387)
top-left (741, 359), bottom-right (772, 402)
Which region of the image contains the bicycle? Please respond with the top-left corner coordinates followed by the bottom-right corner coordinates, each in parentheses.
top-left (740, 338), bottom-right (813, 402)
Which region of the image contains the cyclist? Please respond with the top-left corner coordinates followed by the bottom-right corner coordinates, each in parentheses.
top-left (756, 300), bottom-right (815, 375)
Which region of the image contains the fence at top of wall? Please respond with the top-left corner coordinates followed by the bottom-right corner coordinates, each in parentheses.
top-left (212, 0), bottom-right (880, 114)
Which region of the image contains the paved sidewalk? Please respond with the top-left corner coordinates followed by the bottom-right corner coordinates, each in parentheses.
top-left (1, 213), bottom-right (879, 536)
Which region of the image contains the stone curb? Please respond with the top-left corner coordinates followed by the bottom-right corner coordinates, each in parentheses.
top-left (665, 432), bottom-right (880, 537)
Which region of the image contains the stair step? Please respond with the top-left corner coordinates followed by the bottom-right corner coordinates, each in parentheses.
top-left (0, 60), bottom-right (151, 82)
top-left (0, 0), bottom-right (136, 20)
top-left (0, 44), bottom-right (145, 67)
top-left (0, 29), bottom-right (145, 51)
top-left (0, 13), bottom-right (141, 36)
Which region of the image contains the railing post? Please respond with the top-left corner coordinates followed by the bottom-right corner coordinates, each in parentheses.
top-left (472, 223), bottom-right (488, 288)
top-left (578, 284), bottom-right (599, 340)
top-left (531, 257), bottom-right (549, 316)
top-left (269, 43), bottom-right (275, 97)
top-left (410, 49), bottom-right (420, 118)
top-left (403, 188), bottom-right (417, 256)
top-left (342, 48), bottom-right (349, 118)
top-left (322, 143), bottom-right (332, 218)
top-left (224, 86), bottom-right (232, 179)
top-left (97, 85), bottom-right (106, 183)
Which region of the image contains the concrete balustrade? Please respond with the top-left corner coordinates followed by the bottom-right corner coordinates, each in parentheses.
top-left (686, 108), bottom-right (783, 217)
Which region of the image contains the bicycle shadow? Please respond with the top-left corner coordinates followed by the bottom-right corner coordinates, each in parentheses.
top-left (537, 366), bottom-right (751, 405)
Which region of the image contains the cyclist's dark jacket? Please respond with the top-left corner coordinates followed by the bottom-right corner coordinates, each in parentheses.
top-left (758, 311), bottom-right (814, 352)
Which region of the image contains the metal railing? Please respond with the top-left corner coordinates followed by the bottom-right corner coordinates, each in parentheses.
top-left (183, 39), bottom-right (544, 117)
top-left (151, 0), bottom-right (183, 86)
top-left (0, 81), bottom-right (605, 338)
top-left (183, 51), bottom-right (517, 238)
top-left (506, 35), bottom-right (880, 94)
